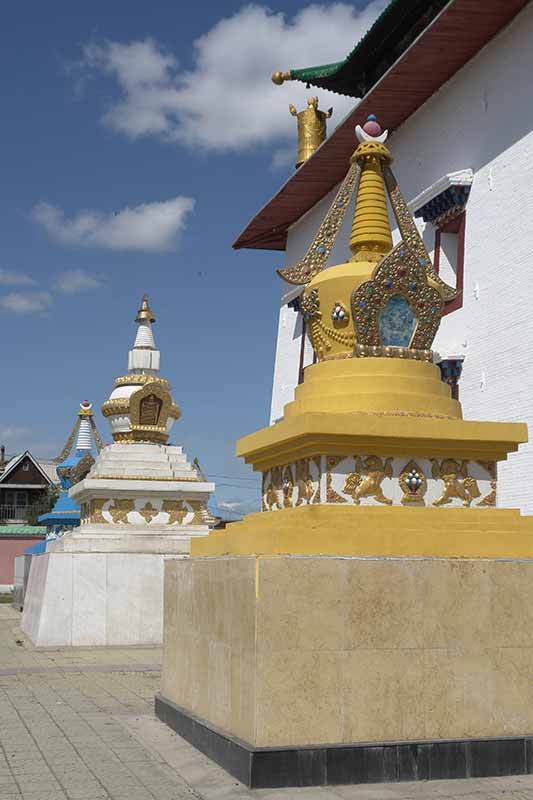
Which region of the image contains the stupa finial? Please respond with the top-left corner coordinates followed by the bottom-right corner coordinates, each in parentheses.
top-left (349, 115), bottom-right (393, 263)
top-left (136, 294), bottom-right (156, 324)
top-left (133, 295), bottom-right (157, 354)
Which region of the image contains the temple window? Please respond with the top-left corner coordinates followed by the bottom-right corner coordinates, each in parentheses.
top-left (438, 358), bottom-right (464, 401)
top-left (434, 212), bottom-right (466, 316)
top-left (412, 170), bottom-right (472, 317)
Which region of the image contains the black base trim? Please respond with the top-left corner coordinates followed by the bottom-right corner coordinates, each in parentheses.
top-left (155, 695), bottom-right (533, 789)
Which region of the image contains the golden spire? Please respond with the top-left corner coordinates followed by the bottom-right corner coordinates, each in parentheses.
top-left (289, 97), bottom-right (333, 169)
top-left (135, 294), bottom-right (156, 324)
top-left (349, 115), bottom-right (393, 263)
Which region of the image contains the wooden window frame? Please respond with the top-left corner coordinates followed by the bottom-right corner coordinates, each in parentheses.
top-left (433, 211), bottom-right (465, 316)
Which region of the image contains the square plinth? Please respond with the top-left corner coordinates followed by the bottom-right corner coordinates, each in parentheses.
top-left (158, 554), bottom-right (533, 787)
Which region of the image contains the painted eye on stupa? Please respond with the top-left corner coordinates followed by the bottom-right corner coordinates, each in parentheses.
top-left (331, 302), bottom-right (349, 323)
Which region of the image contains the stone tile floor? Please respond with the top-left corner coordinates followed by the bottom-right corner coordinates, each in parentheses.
top-left (2, 605), bottom-right (533, 800)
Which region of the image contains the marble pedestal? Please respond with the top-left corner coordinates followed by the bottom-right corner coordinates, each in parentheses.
top-left (157, 553), bottom-right (533, 787)
top-left (22, 442), bottom-right (214, 647)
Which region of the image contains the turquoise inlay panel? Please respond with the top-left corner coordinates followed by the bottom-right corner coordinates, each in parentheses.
top-left (378, 294), bottom-right (417, 347)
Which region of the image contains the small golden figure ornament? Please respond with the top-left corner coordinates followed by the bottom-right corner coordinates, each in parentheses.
top-left (344, 456), bottom-right (393, 505)
top-left (431, 459), bottom-right (481, 507)
top-left (289, 97), bottom-right (333, 168)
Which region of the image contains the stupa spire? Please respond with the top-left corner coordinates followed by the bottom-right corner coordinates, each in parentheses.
top-left (102, 295), bottom-right (181, 444)
top-left (75, 401), bottom-right (95, 453)
top-left (128, 294), bottom-right (160, 375)
top-left (349, 115), bottom-right (393, 263)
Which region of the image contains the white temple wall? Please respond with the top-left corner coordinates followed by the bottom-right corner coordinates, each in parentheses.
top-left (270, 2), bottom-right (533, 511)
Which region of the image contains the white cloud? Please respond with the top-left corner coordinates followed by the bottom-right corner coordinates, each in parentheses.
top-left (80, 2), bottom-right (386, 155)
top-left (218, 501), bottom-right (244, 511)
top-left (0, 269), bottom-right (35, 286)
top-left (54, 269), bottom-right (104, 294)
top-left (32, 197), bottom-right (195, 252)
top-left (0, 291), bottom-right (53, 314)
top-left (0, 425), bottom-right (31, 440)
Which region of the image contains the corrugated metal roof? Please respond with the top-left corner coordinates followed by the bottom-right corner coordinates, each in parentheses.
top-left (0, 525), bottom-right (47, 537)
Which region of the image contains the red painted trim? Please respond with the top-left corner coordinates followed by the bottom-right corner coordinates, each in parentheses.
top-left (298, 318), bottom-right (306, 385)
top-left (433, 228), bottom-right (441, 275)
top-left (442, 212), bottom-right (465, 317)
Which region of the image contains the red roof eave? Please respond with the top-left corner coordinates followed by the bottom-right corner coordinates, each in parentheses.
top-left (233, 0), bottom-right (528, 252)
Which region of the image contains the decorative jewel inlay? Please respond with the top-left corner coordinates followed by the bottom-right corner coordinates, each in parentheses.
top-left (331, 302), bottom-right (349, 324)
top-left (278, 161), bottom-right (362, 285)
top-left (399, 460), bottom-right (427, 504)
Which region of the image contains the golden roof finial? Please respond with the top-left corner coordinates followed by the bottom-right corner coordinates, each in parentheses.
top-left (135, 294), bottom-right (156, 324)
top-left (289, 96), bottom-right (333, 169)
top-left (271, 70), bottom-right (292, 85)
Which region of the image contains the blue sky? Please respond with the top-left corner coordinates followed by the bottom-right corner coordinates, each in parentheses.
top-left (0, 0), bottom-right (383, 514)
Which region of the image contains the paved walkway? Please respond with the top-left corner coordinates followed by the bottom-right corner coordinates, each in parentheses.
top-left (2, 605), bottom-right (533, 800)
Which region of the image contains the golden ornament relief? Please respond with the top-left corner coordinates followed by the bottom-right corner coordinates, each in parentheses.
top-left (264, 467), bottom-right (282, 511)
top-left (114, 374), bottom-right (171, 390)
top-left (108, 499), bottom-right (135, 524)
top-left (188, 500), bottom-right (207, 525)
top-left (139, 501), bottom-right (159, 523)
top-left (431, 459), bottom-right (481, 507)
top-left (344, 456), bottom-right (393, 505)
top-left (282, 465), bottom-right (294, 508)
top-left (326, 456), bottom-right (347, 504)
top-left (90, 498), bottom-right (106, 524)
top-left (295, 459), bottom-right (314, 506)
top-left (260, 455), bottom-right (496, 510)
top-left (478, 480), bottom-right (497, 507)
top-left (162, 500), bottom-right (188, 525)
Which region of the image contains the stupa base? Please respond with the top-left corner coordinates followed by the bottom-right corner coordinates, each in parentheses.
top-left (21, 549), bottom-right (182, 647)
top-left (155, 697), bottom-right (533, 788)
top-left (159, 552), bottom-right (533, 787)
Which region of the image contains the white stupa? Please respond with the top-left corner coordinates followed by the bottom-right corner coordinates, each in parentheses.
top-left (22, 295), bottom-right (214, 647)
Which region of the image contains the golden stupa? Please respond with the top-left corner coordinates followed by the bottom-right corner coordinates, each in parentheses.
top-left (194, 115), bottom-right (533, 559)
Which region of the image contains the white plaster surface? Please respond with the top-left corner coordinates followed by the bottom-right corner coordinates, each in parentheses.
top-left (22, 438), bottom-right (214, 646)
top-left (21, 551), bottom-right (181, 646)
top-left (269, 3), bottom-right (533, 512)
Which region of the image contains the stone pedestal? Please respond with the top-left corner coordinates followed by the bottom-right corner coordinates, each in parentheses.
top-left (22, 442), bottom-right (214, 646)
top-left (157, 552), bottom-right (533, 788)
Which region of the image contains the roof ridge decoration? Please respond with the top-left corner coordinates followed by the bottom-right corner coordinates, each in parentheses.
top-left (271, 0), bottom-right (451, 97)
top-left (281, 115), bottom-right (456, 359)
